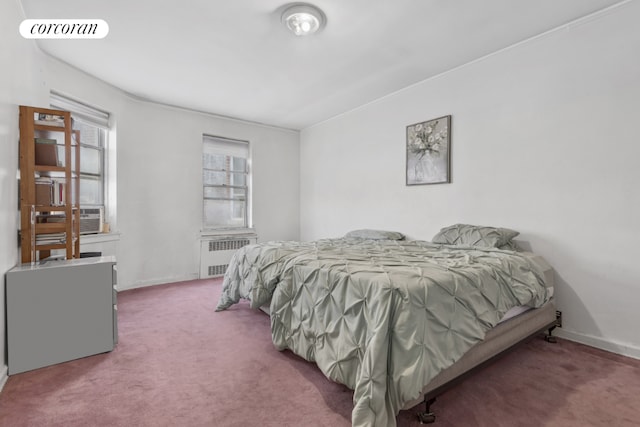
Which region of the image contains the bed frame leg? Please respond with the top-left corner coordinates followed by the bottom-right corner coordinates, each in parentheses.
top-left (417, 397), bottom-right (436, 424)
top-left (544, 325), bottom-right (557, 343)
top-left (544, 310), bottom-right (562, 343)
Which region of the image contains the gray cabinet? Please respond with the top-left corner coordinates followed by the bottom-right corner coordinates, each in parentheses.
top-left (6, 256), bottom-right (117, 375)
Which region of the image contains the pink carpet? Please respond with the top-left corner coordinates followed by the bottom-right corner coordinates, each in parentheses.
top-left (0, 279), bottom-right (639, 426)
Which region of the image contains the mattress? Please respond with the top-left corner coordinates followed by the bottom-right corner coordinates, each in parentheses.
top-left (499, 286), bottom-right (553, 323)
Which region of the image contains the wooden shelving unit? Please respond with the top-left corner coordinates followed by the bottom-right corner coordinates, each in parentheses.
top-left (19, 105), bottom-right (80, 263)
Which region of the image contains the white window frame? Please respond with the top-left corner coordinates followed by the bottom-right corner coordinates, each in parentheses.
top-left (50, 91), bottom-right (115, 235)
top-left (202, 134), bottom-right (251, 231)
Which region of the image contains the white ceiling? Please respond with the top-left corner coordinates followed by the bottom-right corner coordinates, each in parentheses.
top-left (20, 0), bottom-right (622, 130)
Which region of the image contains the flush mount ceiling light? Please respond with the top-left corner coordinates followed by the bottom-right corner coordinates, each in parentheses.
top-left (281, 4), bottom-right (326, 36)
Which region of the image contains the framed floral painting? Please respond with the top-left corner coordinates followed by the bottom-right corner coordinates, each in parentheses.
top-left (406, 115), bottom-right (451, 185)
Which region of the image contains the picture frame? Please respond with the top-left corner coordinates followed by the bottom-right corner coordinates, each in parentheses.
top-left (406, 115), bottom-right (451, 185)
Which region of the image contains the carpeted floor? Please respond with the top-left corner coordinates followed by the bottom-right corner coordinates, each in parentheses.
top-left (1, 278), bottom-right (639, 426)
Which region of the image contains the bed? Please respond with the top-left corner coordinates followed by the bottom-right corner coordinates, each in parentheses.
top-left (215, 225), bottom-right (557, 426)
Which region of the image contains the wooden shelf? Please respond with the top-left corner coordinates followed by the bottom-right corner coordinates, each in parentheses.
top-left (33, 205), bottom-right (67, 211)
top-left (34, 124), bottom-right (67, 133)
top-left (35, 223), bottom-right (66, 234)
top-left (34, 165), bottom-right (66, 173)
top-left (34, 243), bottom-right (67, 251)
top-left (19, 105), bottom-right (80, 263)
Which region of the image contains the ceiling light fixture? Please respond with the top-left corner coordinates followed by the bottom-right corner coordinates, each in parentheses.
top-left (281, 4), bottom-right (325, 36)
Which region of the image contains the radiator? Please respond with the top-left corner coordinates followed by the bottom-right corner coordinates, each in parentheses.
top-left (199, 235), bottom-right (257, 279)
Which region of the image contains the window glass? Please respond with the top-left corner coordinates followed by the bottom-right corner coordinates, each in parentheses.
top-left (203, 135), bottom-right (250, 229)
top-left (79, 177), bottom-right (102, 205)
top-left (50, 94), bottom-right (108, 209)
top-left (79, 146), bottom-right (102, 176)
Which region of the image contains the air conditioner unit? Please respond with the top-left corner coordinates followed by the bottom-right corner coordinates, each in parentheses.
top-left (79, 207), bottom-right (104, 235)
top-left (199, 234), bottom-right (257, 279)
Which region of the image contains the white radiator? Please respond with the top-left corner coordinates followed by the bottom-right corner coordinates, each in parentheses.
top-left (199, 234), bottom-right (257, 279)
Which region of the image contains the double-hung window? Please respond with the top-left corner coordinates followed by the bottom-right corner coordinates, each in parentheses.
top-left (202, 135), bottom-right (250, 229)
top-left (50, 92), bottom-right (109, 209)
top-left (50, 92), bottom-right (115, 234)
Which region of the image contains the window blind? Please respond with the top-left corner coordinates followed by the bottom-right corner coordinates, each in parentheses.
top-left (203, 134), bottom-right (249, 158)
top-left (50, 91), bottom-right (110, 129)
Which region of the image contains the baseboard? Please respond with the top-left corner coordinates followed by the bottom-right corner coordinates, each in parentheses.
top-left (555, 329), bottom-right (640, 360)
top-left (0, 365), bottom-right (8, 393)
top-left (120, 273), bottom-right (200, 291)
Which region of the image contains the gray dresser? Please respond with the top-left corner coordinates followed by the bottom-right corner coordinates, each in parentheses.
top-left (6, 256), bottom-right (118, 375)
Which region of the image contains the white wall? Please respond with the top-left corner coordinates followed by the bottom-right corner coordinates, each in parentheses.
top-left (0, 0), bottom-right (50, 384)
top-left (1, 0), bottom-right (299, 378)
top-left (300, 2), bottom-right (640, 358)
top-left (46, 58), bottom-right (300, 290)
top-left (114, 97), bottom-right (300, 288)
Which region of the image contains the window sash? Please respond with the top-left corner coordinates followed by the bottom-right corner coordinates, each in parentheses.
top-left (204, 184), bottom-right (247, 201)
top-left (51, 93), bottom-right (108, 210)
top-left (203, 199), bottom-right (246, 228)
top-left (75, 126), bottom-right (105, 206)
top-left (203, 170), bottom-right (247, 187)
top-left (202, 135), bottom-right (250, 229)
top-left (78, 176), bottom-right (103, 206)
top-left (80, 144), bottom-right (103, 176)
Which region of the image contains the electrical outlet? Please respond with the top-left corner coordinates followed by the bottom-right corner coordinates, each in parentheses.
top-left (555, 310), bottom-right (562, 328)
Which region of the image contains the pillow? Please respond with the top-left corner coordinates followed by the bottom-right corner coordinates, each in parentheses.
top-left (498, 240), bottom-right (520, 251)
top-left (344, 229), bottom-right (405, 240)
top-left (431, 224), bottom-right (519, 248)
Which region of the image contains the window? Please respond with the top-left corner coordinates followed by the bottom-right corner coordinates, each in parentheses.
top-left (202, 135), bottom-right (250, 229)
top-left (74, 120), bottom-right (105, 206)
top-left (50, 92), bottom-right (109, 209)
